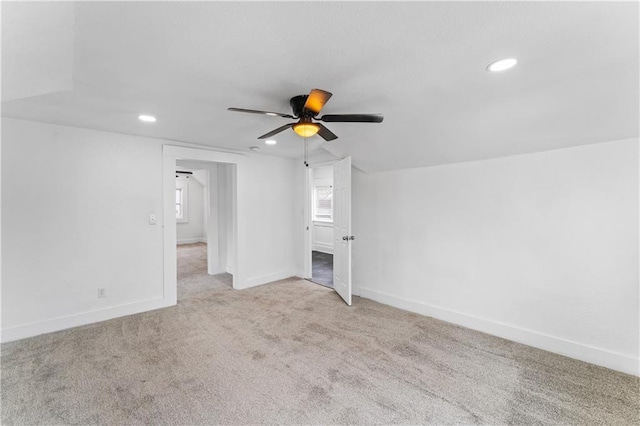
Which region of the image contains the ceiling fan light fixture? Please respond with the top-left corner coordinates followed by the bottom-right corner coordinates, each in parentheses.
top-left (293, 123), bottom-right (320, 138)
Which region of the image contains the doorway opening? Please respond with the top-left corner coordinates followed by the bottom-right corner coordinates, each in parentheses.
top-left (303, 157), bottom-right (352, 305)
top-left (311, 250), bottom-right (333, 288)
top-left (163, 146), bottom-right (242, 308)
top-left (308, 165), bottom-right (334, 288)
top-left (174, 161), bottom-right (233, 301)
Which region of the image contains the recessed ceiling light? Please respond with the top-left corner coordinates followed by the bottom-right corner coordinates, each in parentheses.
top-left (265, 140), bottom-right (277, 145)
top-left (249, 146), bottom-right (260, 151)
top-left (487, 58), bottom-right (518, 72)
top-left (265, 113), bottom-right (277, 117)
top-left (138, 114), bottom-right (157, 122)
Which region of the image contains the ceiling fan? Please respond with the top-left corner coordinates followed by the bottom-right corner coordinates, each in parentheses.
top-left (228, 89), bottom-right (383, 141)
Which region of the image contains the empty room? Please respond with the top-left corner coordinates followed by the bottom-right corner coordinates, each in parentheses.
top-left (1, 1), bottom-right (638, 425)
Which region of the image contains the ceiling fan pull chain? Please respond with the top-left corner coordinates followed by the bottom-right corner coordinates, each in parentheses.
top-left (304, 137), bottom-right (309, 167)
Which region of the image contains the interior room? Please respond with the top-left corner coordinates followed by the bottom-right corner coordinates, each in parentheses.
top-left (174, 163), bottom-right (233, 300)
top-left (310, 165), bottom-right (334, 288)
top-left (1, 1), bottom-right (638, 425)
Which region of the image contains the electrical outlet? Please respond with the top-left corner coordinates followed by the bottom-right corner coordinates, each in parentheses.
top-left (97, 288), bottom-right (106, 298)
top-left (148, 214), bottom-right (157, 225)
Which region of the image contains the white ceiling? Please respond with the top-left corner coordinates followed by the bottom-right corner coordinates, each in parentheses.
top-left (2, 1), bottom-right (638, 172)
top-left (1, 2), bottom-right (74, 101)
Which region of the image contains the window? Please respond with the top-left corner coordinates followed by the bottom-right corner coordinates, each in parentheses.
top-left (176, 188), bottom-right (184, 219)
top-left (314, 185), bottom-right (333, 222)
top-left (176, 180), bottom-right (189, 223)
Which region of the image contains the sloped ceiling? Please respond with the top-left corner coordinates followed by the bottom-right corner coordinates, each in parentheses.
top-left (2, 1), bottom-right (638, 172)
top-left (1, 2), bottom-right (74, 101)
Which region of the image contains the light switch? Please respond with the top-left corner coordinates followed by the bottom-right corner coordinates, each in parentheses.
top-left (149, 214), bottom-right (157, 225)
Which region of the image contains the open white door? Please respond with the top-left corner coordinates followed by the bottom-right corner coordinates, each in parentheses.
top-left (333, 156), bottom-right (352, 305)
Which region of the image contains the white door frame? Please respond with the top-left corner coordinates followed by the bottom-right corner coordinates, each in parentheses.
top-left (163, 145), bottom-right (244, 305)
top-left (303, 160), bottom-right (338, 279)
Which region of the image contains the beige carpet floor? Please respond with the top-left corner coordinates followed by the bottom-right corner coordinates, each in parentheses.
top-left (1, 244), bottom-right (638, 424)
top-left (177, 243), bottom-right (232, 300)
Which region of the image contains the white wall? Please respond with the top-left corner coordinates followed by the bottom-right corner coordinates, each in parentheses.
top-left (169, 156), bottom-right (294, 284)
top-left (312, 166), bottom-right (333, 182)
top-left (1, 118), bottom-right (298, 341)
top-left (240, 155), bottom-right (297, 287)
top-left (352, 138), bottom-right (639, 376)
top-left (176, 176), bottom-right (205, 244)
top-left (2, 118), bottom-right (165, 339)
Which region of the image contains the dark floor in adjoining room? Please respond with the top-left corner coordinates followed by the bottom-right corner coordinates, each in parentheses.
top-left (177, 242), bottom-right (232, 300)
top-left (311, 250), bottom-right (333, 288)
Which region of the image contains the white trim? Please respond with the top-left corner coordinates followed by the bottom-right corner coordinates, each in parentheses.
top-left (359, 287), bottom-right (640, 377)
top-left (241, 269), bottom-right (297, 290)
top-left (177, 237), bottom-right (207, 244)
top-left (303, 167), bottom-right (312, 279)
top-left (204, 166), bottom-right (217, 275)
top-left (1, 298), bottom-right (170, 343)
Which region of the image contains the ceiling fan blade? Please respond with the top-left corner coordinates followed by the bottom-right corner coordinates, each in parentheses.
top-left (228, 107), bottom-right (294, 119)
top-left (316, 123), bottom-right (338, 141)
top-left (303, 89), bottom-right (332, 115)
top-left (319, 114), bottom-right (384, 123)
top-left (258, 123), bottom-right (294, 139)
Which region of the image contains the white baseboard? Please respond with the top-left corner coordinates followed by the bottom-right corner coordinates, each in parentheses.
top-left (239, 269), bottom-right (296, 290)
top-left (359, 287), bottom-right (639, 377)
top-left (177, 237), bottom-right (206, 244)
top-left (1, 297), bottom-right (174, 343)
top-left (312, 243), bottom-right (333, 254)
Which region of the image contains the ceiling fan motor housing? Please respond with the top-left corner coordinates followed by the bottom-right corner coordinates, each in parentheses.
top-left (290, 95), bottom-right (310, 118)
